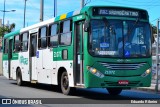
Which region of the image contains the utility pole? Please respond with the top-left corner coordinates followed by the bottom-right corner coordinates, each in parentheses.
top-left (24, 0), bottom-right (27, 28)
top-left (54, 0), bottom-right (57, 17)
top-left (81, 0), bottom-right (85, 9)
top-left (2, 0), bottom-right (6, 37)
top-left (0, 0), bottom-right (16, 37)
top-left (156, 19), bottom-right (160, 93)
top-left (40, 0), bottom-right (44, 22)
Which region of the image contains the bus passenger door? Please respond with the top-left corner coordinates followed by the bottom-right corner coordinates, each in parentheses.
top-left (74, 21), bottom-right (84, 85)
top-left (29, 33), bottom-right (37, 81)
top-left (8, 39), bottom-right (13, 79)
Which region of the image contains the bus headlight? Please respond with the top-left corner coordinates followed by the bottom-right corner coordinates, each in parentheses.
top-left (87, 66), bottom-right (104, 78)
top-left (141, 68), bottom-right (151, 77)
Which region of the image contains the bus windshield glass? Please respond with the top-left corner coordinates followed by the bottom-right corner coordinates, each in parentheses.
top-left (89, 19), bottom-right (151, 58)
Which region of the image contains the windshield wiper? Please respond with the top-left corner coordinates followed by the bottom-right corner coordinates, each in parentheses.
top-left (127, 18), bottom-right (139, 35)
top-left (102, 17), bottom-right (116, 35)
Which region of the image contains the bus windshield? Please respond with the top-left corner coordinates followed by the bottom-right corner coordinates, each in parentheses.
top-left (89, 19), bottom-right (151, 58)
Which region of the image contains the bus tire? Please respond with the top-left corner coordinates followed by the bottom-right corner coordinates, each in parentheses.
top-left (107, 88), bottom-right (122, 95)
top-left (61, 71), bottom-right (75, 95)
top-left (16, 68), bottom-right (23, 86)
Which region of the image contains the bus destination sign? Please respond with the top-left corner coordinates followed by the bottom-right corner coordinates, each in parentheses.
top-left (99, 9), bottom-right (139, 17)
top-left (92, 7), bottom-right (142, 18)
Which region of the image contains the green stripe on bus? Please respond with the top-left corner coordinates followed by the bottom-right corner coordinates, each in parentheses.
top-left (12, 53), bottom-right (19, 60)
top-left (2, 54), bottom-right (8, 60)
top-left (53, 46), bottom-right (73, 61)
top-left (3, 53), bottom-right (19, 60)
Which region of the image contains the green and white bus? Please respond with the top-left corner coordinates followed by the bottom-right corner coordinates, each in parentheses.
top-left (2, 6), bottom-right (152, 95)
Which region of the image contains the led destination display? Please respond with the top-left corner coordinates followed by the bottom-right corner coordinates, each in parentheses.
top-left (99, 9), bottom-right (139, 17)
top-left (92, 7), bottom-right (148, 19)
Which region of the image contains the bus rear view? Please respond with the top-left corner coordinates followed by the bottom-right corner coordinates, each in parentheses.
top-left (83, 6), bottom-right (152, 95)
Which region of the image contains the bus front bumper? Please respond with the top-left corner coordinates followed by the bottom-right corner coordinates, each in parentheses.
top-left (84, 71), bottom-right (151, 88)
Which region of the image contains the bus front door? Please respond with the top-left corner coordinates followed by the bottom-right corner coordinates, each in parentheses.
top-left (74, 21), bottom-right (84, 85)
top-left (29, 33), bottom-right (37, 81)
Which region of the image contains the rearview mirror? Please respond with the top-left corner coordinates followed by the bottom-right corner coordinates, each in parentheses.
top-left (84, 20), bottom-right (90, 32)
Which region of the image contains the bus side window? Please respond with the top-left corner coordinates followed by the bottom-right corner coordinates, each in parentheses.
top-left (21, 32), bottom-right (28, 52)
top-left (59, 20), bottom-right (72, 46)
top-left (48, 24), bottom-right (58, 47)
top-left (38, 26), bottom-right (47, 49)
top-left (14, 35), bottom-right (21, 52)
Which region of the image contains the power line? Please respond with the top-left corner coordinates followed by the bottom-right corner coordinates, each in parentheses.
top-left (84, 0), bottom-right (91, 6)
top-left (151, 17), bottom-right (160, 22)
top-left (92, 0), bottom-right (160, 7)
top-left (27, 0), bottom-right (51, 19)
top-left (118, 0), bottom-right (156, 4)
top-left (145, 0), bottom-right (160, 9)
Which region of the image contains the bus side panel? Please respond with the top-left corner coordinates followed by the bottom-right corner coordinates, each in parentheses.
top-left (11, 53), bottom-right (19, 80)
top-left (36, 50), bottom-right (43, 83)
top-left (20, 52), bottom-right (30, 82)
top-left (42, 49), bottom-right (53, 84)
top-left (37, 49), bottom-right (53, 84)
top-left (11, 60), bottom-right (19, 80)
top-left (51, 48), bottom-right (58, 85)
top-left (3, 59), bottom-right (9, 79)
top-left (53, 46), bottom-right (74, 87)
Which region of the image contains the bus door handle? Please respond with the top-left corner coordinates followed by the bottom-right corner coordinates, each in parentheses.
top-left (43, 68), bottom-right (45, 69)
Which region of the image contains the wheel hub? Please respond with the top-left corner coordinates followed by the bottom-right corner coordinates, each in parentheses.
top-left (63, 75), bottom-right (69, 90)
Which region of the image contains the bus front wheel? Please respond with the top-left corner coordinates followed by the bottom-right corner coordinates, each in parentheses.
top-left (107, 88), bottom-right (122, 95)
top-left (61, 71), bottom-right (75, 95)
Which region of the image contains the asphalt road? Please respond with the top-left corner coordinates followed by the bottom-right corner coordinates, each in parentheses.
top-left (0, 76), bottom-right (160, 107)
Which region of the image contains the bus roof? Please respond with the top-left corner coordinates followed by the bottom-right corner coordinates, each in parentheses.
top-left (4, 5), bottom-right (147, 39)
top-left (4, 30), bottom-right (20, 39)
top-left (20, 10), bottom-right (81, 32)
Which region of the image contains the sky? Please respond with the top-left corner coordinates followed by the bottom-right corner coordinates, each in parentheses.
top-left (0, 0), bottom-right (160, 30)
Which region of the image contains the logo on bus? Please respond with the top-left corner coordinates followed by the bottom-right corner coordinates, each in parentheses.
top-left (105, 70), bottom-right (115, 75)
top-left (20, 56), bottom-right (28, 65)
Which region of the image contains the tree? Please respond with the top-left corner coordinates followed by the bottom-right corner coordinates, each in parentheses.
top-left (0, 23), bottom-right (15, 37)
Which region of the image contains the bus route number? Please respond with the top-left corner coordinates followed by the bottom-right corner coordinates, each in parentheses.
top-left (54, 51), bottom-right (61, 58)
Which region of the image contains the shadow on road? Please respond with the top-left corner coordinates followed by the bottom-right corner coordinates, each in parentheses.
top-left (10, 80), bottom-right (160, 100)
top-left (10, 81), bottom-right (138, 100)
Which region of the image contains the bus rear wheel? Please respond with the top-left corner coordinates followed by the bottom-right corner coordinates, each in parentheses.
top-left (61, 72), bottom-right (75, 95)
top-left (107, 88), bottom-right (122, 95)
top-left (16, 69), bottom-right (23, 86)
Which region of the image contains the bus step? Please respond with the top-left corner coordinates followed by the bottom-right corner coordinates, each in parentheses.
top-left (31, 80), bottom-right (37, 84)
top-left (75, 84), bottom-right (85, 88)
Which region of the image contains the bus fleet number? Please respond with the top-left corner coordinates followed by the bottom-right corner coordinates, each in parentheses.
top-left (53, 51), bottom-right (61, 58)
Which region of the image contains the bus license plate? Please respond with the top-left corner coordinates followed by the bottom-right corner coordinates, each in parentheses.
top-left (118, 80), bottom-right (129, 85)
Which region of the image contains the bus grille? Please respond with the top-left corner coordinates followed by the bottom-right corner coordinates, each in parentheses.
top-left (100, 62), bottom-right (146, 70)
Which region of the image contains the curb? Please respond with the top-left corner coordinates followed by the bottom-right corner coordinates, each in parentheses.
top-left (133, 84), bottom-right (160, 93)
